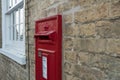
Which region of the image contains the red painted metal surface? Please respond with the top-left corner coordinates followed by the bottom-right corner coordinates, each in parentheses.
top-left (34, 15), bottom-right (62, 80)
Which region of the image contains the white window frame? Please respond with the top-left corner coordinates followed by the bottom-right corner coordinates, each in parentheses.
top-left (0, 0), bottom-right (26, 65)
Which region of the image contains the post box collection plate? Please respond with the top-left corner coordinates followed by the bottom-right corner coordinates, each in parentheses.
top-left (42, 56), bottom-right (47, 79)
top-left (34, 15), bottom-right (62, 80)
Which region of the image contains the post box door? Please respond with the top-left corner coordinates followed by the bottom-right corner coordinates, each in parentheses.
top-left (34, 15), bottom-right (62, 80)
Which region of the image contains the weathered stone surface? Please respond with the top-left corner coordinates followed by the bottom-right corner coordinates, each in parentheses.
top-left (79, 23), bottom-right (96, 37)
top-left (77, 52), bottom-right (91, 65)
top-left (95, 20), bottom-right (112, 27)
top-left (73, 65), bottom-right (106, 80)
top-left (106, 39), bottom-right (120, 54)
top-left (74, 8), bottom-right (96, 23)
top-left (0, 54), bottom-right (27, 80)
top-left (78, 0), bottom-right (95, 7)
top-left (64, 62), bottom-right (74, 74)
top-left (110, 0), bottom-right (120, 18)
top-left (47, 7), bottom-right (57, 16)
top-left (63, 14), bottom-right (73, 24)
top-left (95, 3), bottom-right (109, 20)
top-left (63, 38), bottom-right (74, 50)
top-left (75, 38), bottom-right (106, 52)
top-left (75, 3), bottom-right (109, 23)
top-left (96, 19), bottom-right (120, 38)
top-left (63, 23), bottom-right (78, 36)
top-left (64, 51), bottom-right (77, 63)
top-left (74, 38), bottom-right (87, 51)
top-left (57, 1), bottom-right (73, 13)
top-left (64, 74), bottom-right (74, 80)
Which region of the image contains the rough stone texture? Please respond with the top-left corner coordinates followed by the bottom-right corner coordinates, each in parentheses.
top-left (110, 0), bottom-right (120, 18)
top-left (96, 19), bottom-right (120, 38)
top-left (62, 0), bottom-right (120, 80)
top-left (0, 54), bottom-right (27, 80)
top-left (79, 23), bottom-right (96, 37)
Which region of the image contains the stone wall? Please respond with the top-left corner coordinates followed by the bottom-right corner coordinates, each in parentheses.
top-left (0, 0), bottom-right (120, 80)
top-left (0, 54), bottom-right (27, 80)
top-left (26, 0), bottom-right (120, 80)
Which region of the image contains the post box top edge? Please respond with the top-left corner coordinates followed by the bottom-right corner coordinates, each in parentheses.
top-left (35, 15), bottom-right (62, 23)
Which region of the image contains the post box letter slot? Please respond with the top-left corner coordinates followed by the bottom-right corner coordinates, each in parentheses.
top-left (34, 31), bottom-right (56, 43)
top-left (39, 35), bottom-right (50, 40)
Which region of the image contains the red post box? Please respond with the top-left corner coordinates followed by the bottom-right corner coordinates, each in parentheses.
top-left (34, 15), bottom-right (62, 80)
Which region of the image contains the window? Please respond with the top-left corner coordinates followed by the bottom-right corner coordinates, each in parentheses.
top-left (8, 7), bottom-right (24, 41)
top-left (1, 0), bottom-right (25, 65)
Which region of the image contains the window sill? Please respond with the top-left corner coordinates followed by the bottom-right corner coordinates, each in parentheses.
top-left (0, 48), bottom-right (26, 65)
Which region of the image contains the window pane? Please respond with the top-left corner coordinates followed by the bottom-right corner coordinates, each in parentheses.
top-left (13, 11), bottom-right (17, 40)
top-left (9, 14), bottom-right (12, 40)
top-left (13, 0), bottom-right (16, 6)
top-left (20, 8), bottom-right (24, 41)
top-left (9, 26), bottom-right (11, 40)
top-left (20, 8), bottom-right (24, 23)
top-left (13, 26), bottom-right (15, 40)
top-left (15, 10), bottom-right (19, 25)
top-left (17, 0), bottom-right (21, 3)
top-left (15, 10), bottom-right (20, 41)
top-left (20, 24), bottom-right (24, 41)
top-left (15, 0), bottom-right (17, 3)
top-left (16, 25), bottom-right (19, 40)
top-left (8, 0), bottom-right (12, 9)
top-left (13, 11), bottom-right (16, 25)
